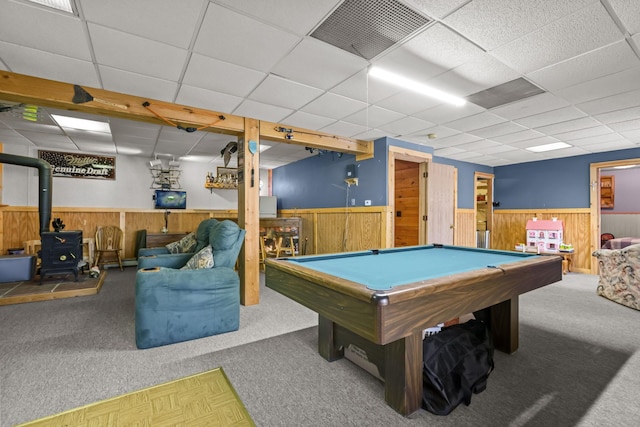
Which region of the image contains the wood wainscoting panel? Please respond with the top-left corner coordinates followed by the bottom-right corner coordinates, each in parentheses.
top-left (493, 209), bottom-right (591, 273)
top-left (455, 209), bottom-right (476, 247)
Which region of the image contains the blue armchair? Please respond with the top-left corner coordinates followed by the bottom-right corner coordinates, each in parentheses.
top-left (137, 218), bottom-right (219, 258)
top-left (135, 219), bottom-right (246, 349)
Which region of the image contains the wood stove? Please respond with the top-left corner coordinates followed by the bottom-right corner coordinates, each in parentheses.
top-left (39, 231), bottom-right (83, 283)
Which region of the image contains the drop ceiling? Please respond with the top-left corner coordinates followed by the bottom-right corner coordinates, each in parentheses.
top-left (1, 0), bottom-right (640, 169)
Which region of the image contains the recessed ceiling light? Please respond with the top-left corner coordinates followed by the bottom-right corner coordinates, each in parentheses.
top-left (368, 66), bottom-right (466, 107)
top-left (526, 142), bottom-right (571, 153)
top-left (52, 114), bottom-right (111, 133)
top-left (25, 0), bottom-right (76, 14)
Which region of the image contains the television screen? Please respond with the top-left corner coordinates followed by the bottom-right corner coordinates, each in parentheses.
top-left (154, 190), bottom-right (187, 209)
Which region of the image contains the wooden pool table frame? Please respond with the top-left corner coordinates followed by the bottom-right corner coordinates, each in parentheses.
top-left (265, 246), bottom-right (562, 416)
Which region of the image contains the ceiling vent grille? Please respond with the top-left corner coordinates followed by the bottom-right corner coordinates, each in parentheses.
top-left (467, 78), bottom-right (545, 110)
top-left (311, 0), bottom-right (431, 60)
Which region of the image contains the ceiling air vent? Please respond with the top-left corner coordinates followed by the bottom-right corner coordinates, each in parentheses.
top-left (466, 78), bottom-right (545, 110)
top-left (311, 0), bottom-right (431, 60)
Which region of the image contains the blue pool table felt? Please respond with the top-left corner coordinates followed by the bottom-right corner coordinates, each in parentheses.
top-left (288, 246), bottom-right (539, 290)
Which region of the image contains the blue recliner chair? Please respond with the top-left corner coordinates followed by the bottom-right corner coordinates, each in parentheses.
top-left (135, 219), bottom-right (246, 349)
top-left (137, 218), bottom-right (219, 258)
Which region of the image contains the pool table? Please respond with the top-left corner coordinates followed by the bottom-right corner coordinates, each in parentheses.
top-left (265, 244), bottom-right (562, 416)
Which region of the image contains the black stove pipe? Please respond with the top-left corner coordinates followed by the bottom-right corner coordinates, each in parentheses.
top-left (0, 153), bottom-right (52, 236)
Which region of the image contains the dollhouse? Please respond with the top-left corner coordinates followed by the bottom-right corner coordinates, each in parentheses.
top-left (525, 219), bottom-right (564, 253)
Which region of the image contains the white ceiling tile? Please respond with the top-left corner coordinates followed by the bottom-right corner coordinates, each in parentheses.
top-left (331, 70), bottom-right (402, 104)
top-left (212, 0), bottom-right (342, 37)
top-left (194, 4), bottom-right (301, 72)
top-left (553, 66), bottom-right (640, 105)
top-left (434, 146), bottom-right (465, 156)
top-left (183, 53), bottom-right (266, 97)
top-left (578, 139), bottom-right (637, 152)
top-left (0, 42), bottom-right (100, 87)
top-left (80, 0), bottom-right (205, 49)
top-left (514, 106), bottom-right (586, 128)
top-left (0, 1), bottom-right (92, 60)
top-left (454, 139), bottom-right (503, 151)
top-left (468, 121), bottom-right (528, 139)
top-left (398, 24), bottom-right (485, 71)
top-left (415, 125), bottom-right (461, 140)
top-left (485, 129), bottom-right (545, 144)
top-left (248, 75), bottom-right (323, 110)
top-left (232, 99), bottom-right (293, 123)
top-left (271, 38), bottom-right (367, 90)
top-left (428, 54), bottom-right (521, 97)
top-left (551, 125), bottom-right (613, 142)
top-left (175, 85), bottom-right (244, 114)
top-left (89, 24), bottom-right (188, 81)
top-left (343, 106), bottom-right (404, 128)
top-left (281, 111), bottom-right (336, 130)
top-left (555, 132), bottom-right (623, 147)
top-left (534, 116), bottom-right (602, 136)
top-left (404, 0), bottom-right (468, 19)
top-left (444, 0), bottom-right (595, 50)
top-left (594, 106), bottom-right (640, 124)
top-left (607, 119), bottom-right (640, 132)
top-left (576, 88), bottom-right (640, 115)
top-left (373, 45), bottom-right (448, 84)
top-left (607, 0), bottom-right (640, 35)
top-left (414, 102), bottom-right (485, 124)
top-left (490, 2), bottom-right (623, 74)
top-left (444, 112), bottom-right (506, 132)
top-left (432, 133), bottom-right (482, 147)
top-left (490, 93), bottom-right (569, 120)
top-left (619, 129), bottom-right (640, 142)
top-left (441, 151), bottom-right (481, 160)
top-left (375, 90), bottom-right (442, 116)
top-left (319, 121), bottom-right (368, 138)
top-left (378, 116), bottom-right (434, 136)
top-left (351, 128), bottom-right (389, 141)
top-left (16, 130), bottom-right (71, 145)
top-left (480, 144), bottom-right (520, 155)
top-left (527, 41), bottom-right (640, 92)
top-left (301, 92), bottom-right (367, 120)
top-left (98, 66), bottom-right (179, 102)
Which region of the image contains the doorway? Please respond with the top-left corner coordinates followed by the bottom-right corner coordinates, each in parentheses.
top-left (589, 157), bottom-right (640, 273)
top-left (474, 172), bottom-right (494, 248)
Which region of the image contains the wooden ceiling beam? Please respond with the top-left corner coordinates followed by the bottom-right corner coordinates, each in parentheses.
top-left (260, 121), bottom-right (374, 160)
top-left (0, 71), bottom-right (245, 134)
top-left (0, 71), bottom-right (374, 159)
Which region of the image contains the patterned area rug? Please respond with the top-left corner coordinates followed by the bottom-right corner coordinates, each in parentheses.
top-left (17, 368), bottom-right (255, 426)
top-left (0, 271), bottom-right (106, 306)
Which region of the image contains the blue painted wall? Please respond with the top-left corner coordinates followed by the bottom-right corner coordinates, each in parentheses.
top-left (272, 137), bottom-right (640, 212)
top-left (493, 147), bottom-right (640, 209)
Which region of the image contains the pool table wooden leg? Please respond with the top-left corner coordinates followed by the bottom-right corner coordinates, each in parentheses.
top-left (318, 315), bottom-right (344, 361)
top-left (479, 296), bottom-right (519, 354)
top-left (384, 331), bottom-right (423, 416)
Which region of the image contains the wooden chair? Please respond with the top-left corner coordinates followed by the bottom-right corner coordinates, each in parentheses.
top-left (94, 225), bottom-right (123, 270)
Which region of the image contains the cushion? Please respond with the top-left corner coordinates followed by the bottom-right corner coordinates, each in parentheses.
top-left (165, 232), bottom-right (197, 254)
top-left (180, 245), bottom-right (214, 270)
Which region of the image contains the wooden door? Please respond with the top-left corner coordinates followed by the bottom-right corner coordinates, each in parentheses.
top-left (427, 162), bottom-right (455, 244)
top-left (394, 160), bottom-right (420, 247)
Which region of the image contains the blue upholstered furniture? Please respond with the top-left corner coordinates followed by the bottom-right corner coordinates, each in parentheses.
top-left (137, 218), bottom-right (218, 257)
top-left (135, 219), bottom-right (246, 349)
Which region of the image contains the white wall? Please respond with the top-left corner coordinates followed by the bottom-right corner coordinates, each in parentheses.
top-left (2, 144), bottom-right (271, 209)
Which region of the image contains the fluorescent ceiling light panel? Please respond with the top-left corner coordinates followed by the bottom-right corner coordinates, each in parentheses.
top-left (613, 164), bottom-right (637, 169)
top-left (368, 66), bottom-right (466, 107)
top-left (25, 0), bottom-right (75, 13)
top-left (52, 115), bottom-right (111, 133)
top-left (526, 142), bottom-right (571, 152)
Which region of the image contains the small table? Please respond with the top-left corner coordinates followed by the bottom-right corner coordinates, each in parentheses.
top-left (557, 251), bottom-right (573, 274)
top-left (266, 245), bottom-right (562, 416)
